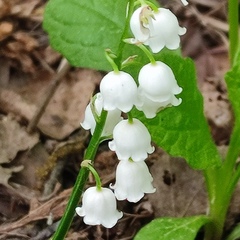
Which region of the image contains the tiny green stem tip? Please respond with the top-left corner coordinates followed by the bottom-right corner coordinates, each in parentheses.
top-left (127, 111), bottom-right (134, 124)
top-left (105, 49), bottom-right (119, 73)
top-left (137, 44), bottom-right (156, 64)
top-left (85, 162), bottom-right (102, 190)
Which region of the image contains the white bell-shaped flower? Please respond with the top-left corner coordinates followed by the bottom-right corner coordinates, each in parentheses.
top-left (109, 118), bottom-right (154, 161)
top-left (100, 71), bottom-right (138, 113)
top-left (136, 61), bottom-right (182, 118)
top-left (136, 94), bottom-right (182, 119)
top-left (111, 159), bottom-right (156, 202)
top-left (130, 7), bottom-right (186, 53)
top-left (81, 93), bottom-right (122, 137)
top-left (76, 186), bottom-right (123, 228)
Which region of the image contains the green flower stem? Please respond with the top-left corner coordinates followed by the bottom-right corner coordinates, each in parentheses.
top-left (203, 2), bottom-right (240, 238)
top-left (127, 111), bottom-right (134, 124)
top-left (136, 0), bottom-right (158, 12)
top-left (137, 44), bottom-right (156, 64)
top-left (52, 110), bottom-right (108, 240)
top-left (90, 95), bottom-right (100, 123)
top-left (145, 1), bottom-right (159, 12)
top-left (115, 0), bottom-right (135, 67)
top-left (105, 50), bottom-right (119, 73)
top-left (204, 126), bottom-right (240, 240)
top-left (223, 126), bottom-right (240, 179)
top-left (228, 0), bottom-right (239, 66)
top-left (204, 168), bottom-right (230, 240)
top-left (87, 164), bottom-right (102, 191)
top-left (138, 0), bottom-right (147, 5)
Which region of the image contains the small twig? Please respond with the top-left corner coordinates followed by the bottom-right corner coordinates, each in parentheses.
top-left (32, 50), bottom-right (55, 74)
top-left (27, 58), bottom-right (71, 133)
top-left (0, 232), bottom-right (30, 239)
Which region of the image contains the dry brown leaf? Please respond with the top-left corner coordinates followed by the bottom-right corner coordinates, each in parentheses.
top-left (148, 148), bottom-right (207, 218)
top-left (0, 0), bottom-right (45, 72)
top-left (11, 143), bottom-right (49, 190)
top-left (0, 58), bottom-right (10, 87)
top-left (10, 0), bottom-right (41, 18)
top-left (0, 185), bottom-right (29, 222)
top-left (13, 31), bottom-right (39, 51)
top-left (0, 69), bottom-right (102, 139)
top-left (0, 0), bottom-right (11, 18)
top-left (0, 89), bottom-right (36, 120)
top-left (197, 48), bottom-right (232, 144)
top-left (0, 188), bottom-right (71, 232)
top-left (42, 46), bottom-right (62, 66)
top-left (0, 114), bottom-right (39, 164)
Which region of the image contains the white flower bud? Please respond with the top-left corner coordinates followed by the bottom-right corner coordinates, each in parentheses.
top-left (81, 93), bottom-right (122, 137)
top-left (109, 118), bottom-right (154, 161)
top-left (76, 187), bottom-right (123, 228)
top-left (111, 160), bottom-right (156, 202)
top-left (130, 7), bottom-right (186, 53)
top-left (136, 61), bottom-right (182, 118)
top-left (100, 71), bottom-right (138, 113)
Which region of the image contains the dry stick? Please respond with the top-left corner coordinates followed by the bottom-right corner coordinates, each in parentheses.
top-left (27, 58), bottom-right (71, 133)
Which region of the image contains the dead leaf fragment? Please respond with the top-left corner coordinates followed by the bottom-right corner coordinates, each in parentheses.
top-left (148, 148), bottom-right (207, 218)
top-left (10, 0), bottom-right (40, 18)
top-left (0, 188), bottom-right (71, 233)
top-left (0, 0), bottom-right (10, 18)
top-left (0, 165), bottom-right (23, 188)
top-left (0, 21), bottom-right (13, 41)
top-left (13, 31), bottom-right (39, 51)
top-left (0, 69), bottom-right (102, 140)
top-left (0, 114), bottom-right (39, 164)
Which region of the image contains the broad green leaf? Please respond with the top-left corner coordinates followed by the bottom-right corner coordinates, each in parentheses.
top-left (133, 55), bottom-right (221, 169)
top-left (134, 216), bottom-right (210, 240)
top-left (225, 52), bottom-right (240, 124)
top-left (43, 0), bottom-right (128, 70)
top-left (43, 0), bottom-right (159, 71)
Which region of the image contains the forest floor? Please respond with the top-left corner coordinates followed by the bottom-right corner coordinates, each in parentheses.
top-left (0, 0), bottom-right (234, 239)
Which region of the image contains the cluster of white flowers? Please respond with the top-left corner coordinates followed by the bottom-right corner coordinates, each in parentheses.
top-left (76, 0), bottom-right (186, 228)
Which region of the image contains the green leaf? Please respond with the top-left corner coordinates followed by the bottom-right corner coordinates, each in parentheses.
top-left (134, 216), bottom-right (210, 240)
top-left (226, 224), bottom-right (240, 240)
top-left (43, 0), bottom-right (128, 70)
top-left (225, 52), bottom-right (240, 124)
top-left (133, 54), bottom-right (221, 169)
top-left (43, 0), bottom-right (160, 71)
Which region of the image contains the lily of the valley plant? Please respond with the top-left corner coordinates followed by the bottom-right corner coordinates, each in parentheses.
top-left (77, 0), bottom-right (184, 227)
top-left (43, 0), bottom-right (240, 239)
